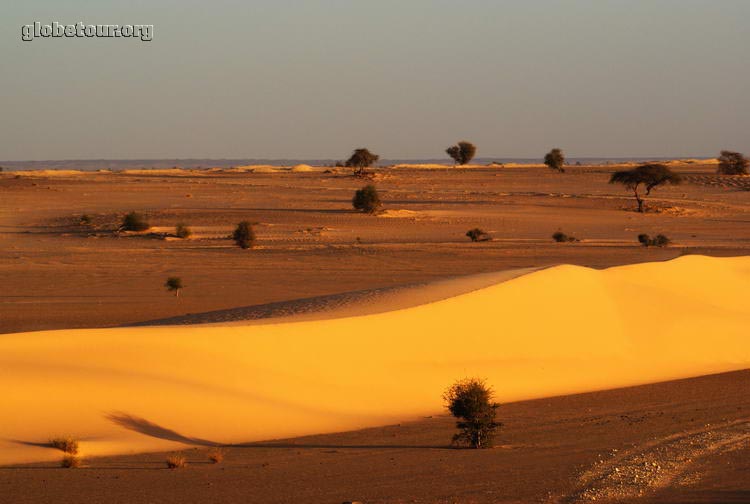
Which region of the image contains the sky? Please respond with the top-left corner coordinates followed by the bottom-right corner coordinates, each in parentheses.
top-left (2, 0), bottom-right (749, 161)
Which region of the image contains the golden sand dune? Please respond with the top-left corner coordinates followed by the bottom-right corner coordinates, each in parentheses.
top-left (0, 255), bottom-right (748, 465)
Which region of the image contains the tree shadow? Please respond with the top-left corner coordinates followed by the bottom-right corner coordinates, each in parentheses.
top-left (105, 412), bottom-right (221, 447)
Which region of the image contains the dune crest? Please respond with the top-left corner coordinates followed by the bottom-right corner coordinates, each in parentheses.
top-left (0, 255), bottom-right (748, 465)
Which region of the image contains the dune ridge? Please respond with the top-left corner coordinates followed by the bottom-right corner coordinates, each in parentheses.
top-left (0, 255), bottom-right (748, 465)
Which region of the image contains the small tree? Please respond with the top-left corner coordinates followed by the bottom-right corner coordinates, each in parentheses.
top-left (717, 150), bottom-right (749, 175)
top-left (345, 148), bottom-right (380, 176)
top-left (352, 184), bottom-right (382, 214)
top-left (120, 211), bottom-right (150, 232)
top-left (609, 164), bottom-right (681, 213)
top-left (175, 223), bottom-right (192, 239)
top-left (446, 141), bottom-right (477, 166)
top-left (544, 148), bottom-right (565, 172)
top-left (443, 378), bottom-right (501, 449)
top-left (233, 221), bottom-right (256, 249)
top-left (164, 277), bottom-right (183, 297)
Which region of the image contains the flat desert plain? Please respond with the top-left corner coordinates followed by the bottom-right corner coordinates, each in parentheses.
top-left (0, 162), bottom-right (749, 503)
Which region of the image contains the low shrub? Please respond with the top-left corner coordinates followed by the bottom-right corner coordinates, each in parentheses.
top-left (466, 228), bottom-right (491, 242)
top-left (164, 277), bottom-right (184, 297)
top-left (207, 449), bottom-right (224, 464)
top-left (352, 185), bottom-right (382, 214)
top-left (121, 211), bottom-right (150, 232)
top-left (233, 221), bottom-right (256, 249)
top-left (79, 214), bottom-right (92, 226)
top-left (61, 455), bottom-right (81, 468)
top-left (175, 223), bottom-right (192, 239)
top-left (638, 233), bottom-right (671, 247)
top-left (552, 231), bottom-right (577, 243)
top-left (166, 455), bottom-right (187, 469)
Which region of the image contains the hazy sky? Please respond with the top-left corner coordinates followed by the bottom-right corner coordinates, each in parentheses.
top-left (2, 0), bottom-right (749, 161)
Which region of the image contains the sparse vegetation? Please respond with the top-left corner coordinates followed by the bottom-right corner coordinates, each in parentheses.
top-left (446, 141), bottom-right (477, 166)
top-left (164, 277), bottom-right (184, 297)
top-left (175, 223), bottom-right (192, 239)
top-left (166, 455), bottom-right (187, 469)
top-left (466, 228), bottom-right (491, 242)
top-left (120, 211), bottom-right (150, 232)
top-left (717, 150), bottom-right (749, 175)
top-left (79, 214), bottom-right (92, 226)
top-left (50, 437), bottom-right (79, 455)
top-left (443, 378), bottom-right (501, 449)
top-left (352, 185), bottom-right (382, 214)
top-left (207, 449), bottom-right (225, 464)
top-left (61, 455), bottom-right (81, 468)
top-left (552, 231), bottom-right (577, 243)
top-left (609, 164), bottom-right (682, 213)
top-left (638, 234), bottom-right (671, 247)
top-left (233, 221), bottom-right (256, 249)
top-left (345, 148), bottom-right (380, 176)
top-left (544, 148), bottom-right (565, 172)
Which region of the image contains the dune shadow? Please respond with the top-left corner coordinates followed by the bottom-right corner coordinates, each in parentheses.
top-left (105, 412), bottom-right (221, 447)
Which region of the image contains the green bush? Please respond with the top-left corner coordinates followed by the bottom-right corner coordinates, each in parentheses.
top-left (121, 212), bottom-right (150, 232)
top-left (352, 185), bottom-right (382, 214)
top-left (443, 378), bottom-right (501, 449)
top-left (233, 221), bottom-right (256, 249)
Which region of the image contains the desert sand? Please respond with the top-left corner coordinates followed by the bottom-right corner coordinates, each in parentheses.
top-left (1, 162), bottom-right (748, 502)
top-left (0, 254), bottom-right (748, 468)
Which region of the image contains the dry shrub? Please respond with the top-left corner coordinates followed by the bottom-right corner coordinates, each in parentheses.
top-left (166, 455), bottom-right (187, 469)
top-left (61, 455), bottom-right (81, 468)
top-left (207, 449), bottom-right (224, 464)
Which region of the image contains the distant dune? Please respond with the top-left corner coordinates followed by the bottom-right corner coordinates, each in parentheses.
top-left (0, 255), bottom-right (748, 465)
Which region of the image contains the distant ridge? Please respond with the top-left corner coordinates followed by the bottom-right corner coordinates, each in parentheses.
top-left (0, 157), bottom-right (715, 171)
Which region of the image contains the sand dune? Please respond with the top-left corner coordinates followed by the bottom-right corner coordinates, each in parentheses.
top-left (0, 255), bottom-right (748, 465)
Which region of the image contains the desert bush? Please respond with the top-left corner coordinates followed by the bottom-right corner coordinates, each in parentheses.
top-left (164, 277), bottom-right (184, 297)
top-left (443, 378), bottom-right (501, 449)
top-left (345, 148), bottom-right (380, 176)
top-left (466, 228), bottom-right (491, 242)
top-left (50, 437), bottom-right (79, 455)
top-left (233, 221), bottom-right (256, 249)
top-left (446, 141), bottom-right (477, 166)
top-left (544, 148), bottom-right (565, 172)
top-left (79, 214), bottom-right (92, 226)
top-left (166, 455), bottom-right (187, 469)
top-left (638, 233), bottom-right (671, 247)
top-left (207, 449), bottom-right (224, 464)
top-left (552, 231), bottom-right (577, 243)
top-left (352, 185), bottom-right (382, 214)
top-left (61, 455), bottom-right (81, 468)
top-left (175, 223), bottom-right (192, 239)
top-left (120, 211), bottom-right (150, 232)
top-left (717, 150), bottom-right (749, 175)
top-left (609, 164), bottom-right (681, 213)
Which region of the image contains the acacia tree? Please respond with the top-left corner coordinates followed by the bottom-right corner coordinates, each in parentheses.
top-left (443, 378), bottom-right (501, 449)
top-left (345, 148), bottom-right (380, 176)
top-left (717, 150), bottom-right (749, 175)
top-left (544, 148), bottom-right (565, 172)
top-left (164, 277), bottom-right (184, 297)
top-left (609, 164), bottom-right (681, 213)
top-left (446, 141), bottom-right (477, 166)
